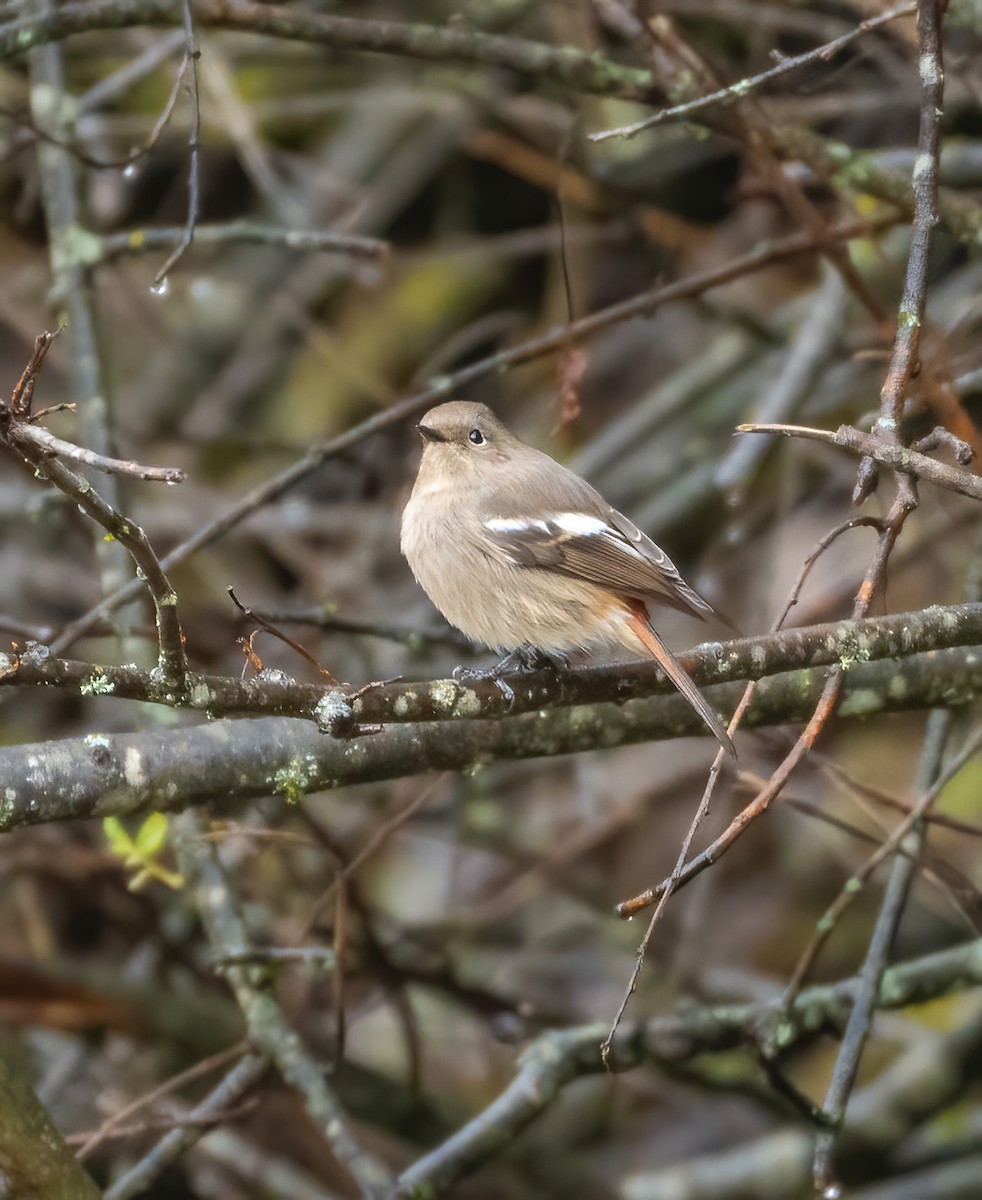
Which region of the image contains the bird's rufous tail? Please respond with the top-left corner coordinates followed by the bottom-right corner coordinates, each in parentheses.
top-left (626, 607), bottom-right (736, 760)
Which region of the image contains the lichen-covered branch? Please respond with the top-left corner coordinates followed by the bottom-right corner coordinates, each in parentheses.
top-left (1, 642), bottom-right (980, 831)
top-left (0, 0), bottom-right (660, 101)
top-left (5, 604), bottom-right (980, 730)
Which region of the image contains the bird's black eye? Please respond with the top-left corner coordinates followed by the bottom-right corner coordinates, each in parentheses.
top-left (468, 428), bottom-right (486, 445)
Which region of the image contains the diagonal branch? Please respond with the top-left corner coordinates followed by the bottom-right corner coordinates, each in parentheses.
top-left (173, 810), bottom-right (394, 1199)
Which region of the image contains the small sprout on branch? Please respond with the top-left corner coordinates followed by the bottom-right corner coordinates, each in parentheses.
top-left (103, 813), bottom-right (184, 891)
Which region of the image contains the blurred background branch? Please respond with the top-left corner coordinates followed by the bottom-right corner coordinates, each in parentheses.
top-left (0, 1), bottom-right (979, 1196)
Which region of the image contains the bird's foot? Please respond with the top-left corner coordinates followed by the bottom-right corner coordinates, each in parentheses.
top-left (498, 644), bottom-right (567, 673)
top-left (452, 644), bottom-right (565, 706)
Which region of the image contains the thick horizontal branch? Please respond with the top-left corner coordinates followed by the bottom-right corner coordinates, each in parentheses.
top-left (347, 603), bottom-right (982, 725)
top-left (1, 642), bottom-right (980, 830)
top-left (739, 424), bottom-right (982, 501)
top-left (396, 939), bottom-right (982, 1196)
top-left (5, 604), bottom-right (981, 730)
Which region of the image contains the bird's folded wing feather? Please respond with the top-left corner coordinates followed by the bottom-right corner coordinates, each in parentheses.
top-left (484, 508), bottom-right (712, 619)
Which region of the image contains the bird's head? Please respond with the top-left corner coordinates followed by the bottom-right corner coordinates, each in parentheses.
top-left (414, 402), bottom-right (521, 478)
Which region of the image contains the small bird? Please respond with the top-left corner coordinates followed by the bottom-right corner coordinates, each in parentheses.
top-left (400, 401), bottom-right (734, 757)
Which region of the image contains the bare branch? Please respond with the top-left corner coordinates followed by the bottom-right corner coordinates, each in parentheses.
top-left (853, 0), bottom-right (947, 505)
top-left (4, 604), bottom-right (981, 731)
top-left (150, 0), bottom-right (199, 289)
top-left (14, 423), bottom-right (185, 482)
top-left (1, 639), bottom-right (980, 831)
top-left (395, 941), bottom-right (982, 1197)
top-left (97, 221), bottom-right (389, 263)
top-left (174, 810), bottom-right (394, 1200)
top-left (589, 3), bottom-right (916, 143)
top-left (737, 422), bottom-right (982, 501)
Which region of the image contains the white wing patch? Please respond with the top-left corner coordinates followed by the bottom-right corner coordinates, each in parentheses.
top-left (485, 517), bottom-right (550, 534)
top-left (551, 513), bottom-right (608, 536)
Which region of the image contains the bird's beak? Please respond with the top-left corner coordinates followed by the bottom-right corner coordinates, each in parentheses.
top-left (417, 423), bottom-right (447, 443)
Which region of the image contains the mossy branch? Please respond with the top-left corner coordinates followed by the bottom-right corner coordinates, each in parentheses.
top-left (1, 639), bottom-right (980, 830)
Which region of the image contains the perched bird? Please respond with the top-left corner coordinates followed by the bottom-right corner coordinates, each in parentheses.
top-left (400, 401), bottom-right (734, 757)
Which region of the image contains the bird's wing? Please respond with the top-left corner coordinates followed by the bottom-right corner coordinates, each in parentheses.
top-left (483, 506), bottom-right (713, 619)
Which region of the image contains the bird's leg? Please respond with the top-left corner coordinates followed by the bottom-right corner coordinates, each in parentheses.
top-left (452, 643), bottom-right (566, 705)
top-left (500, 643), bottom-right (566, 673)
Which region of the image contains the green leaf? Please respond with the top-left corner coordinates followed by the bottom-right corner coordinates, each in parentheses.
top-left (102, 816), bottom-right (134, 858)
top-left (134, 811), bottom-right (170, 857)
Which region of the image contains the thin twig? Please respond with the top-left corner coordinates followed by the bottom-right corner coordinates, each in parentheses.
top-left (783, 793), bottom-right (981, 932)
top-left (2, 333), bottom-right (189, 681)
top-left (785, 724), bottom-right (982, 1010)
top-left (15, 422), bottom-right (185, 482)
top-left (589, 3), bottom-right (916, 142)
top-left (613, 514), bottom-right (882, 923)
top-left (150, 0), bottom-right (199, 290)
top-left (738, 422), bottom-right (982, 501)
top-left (98, 221), bottom-right (388, 262)
top-left (0, 48), bottom-right (189, 168)
top-left (299, 778), bottom-right (444, 939)
top-left (853, 0), bottom-right (946, 505)
top-left (227, 587), bottom-right (337, 685)
top-left (815, 754), bottom-right (982, 840)
top-left (812, 708), bottom-right (954, 1196)
top-left (76, 1042), bottom-right (248, 1161)
top-left (610, 494), bottom-right (914, 939)
top-left (645, 14), bottom-right (889, 326)
top-left (246, 606), bottom-right (469, 650)
top-left (103, 1053), bottom-right (269, 1200)
top-left (9, 326), bottom-right (59, 415)
top-left (11, 446), bottom-right (189, 687)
